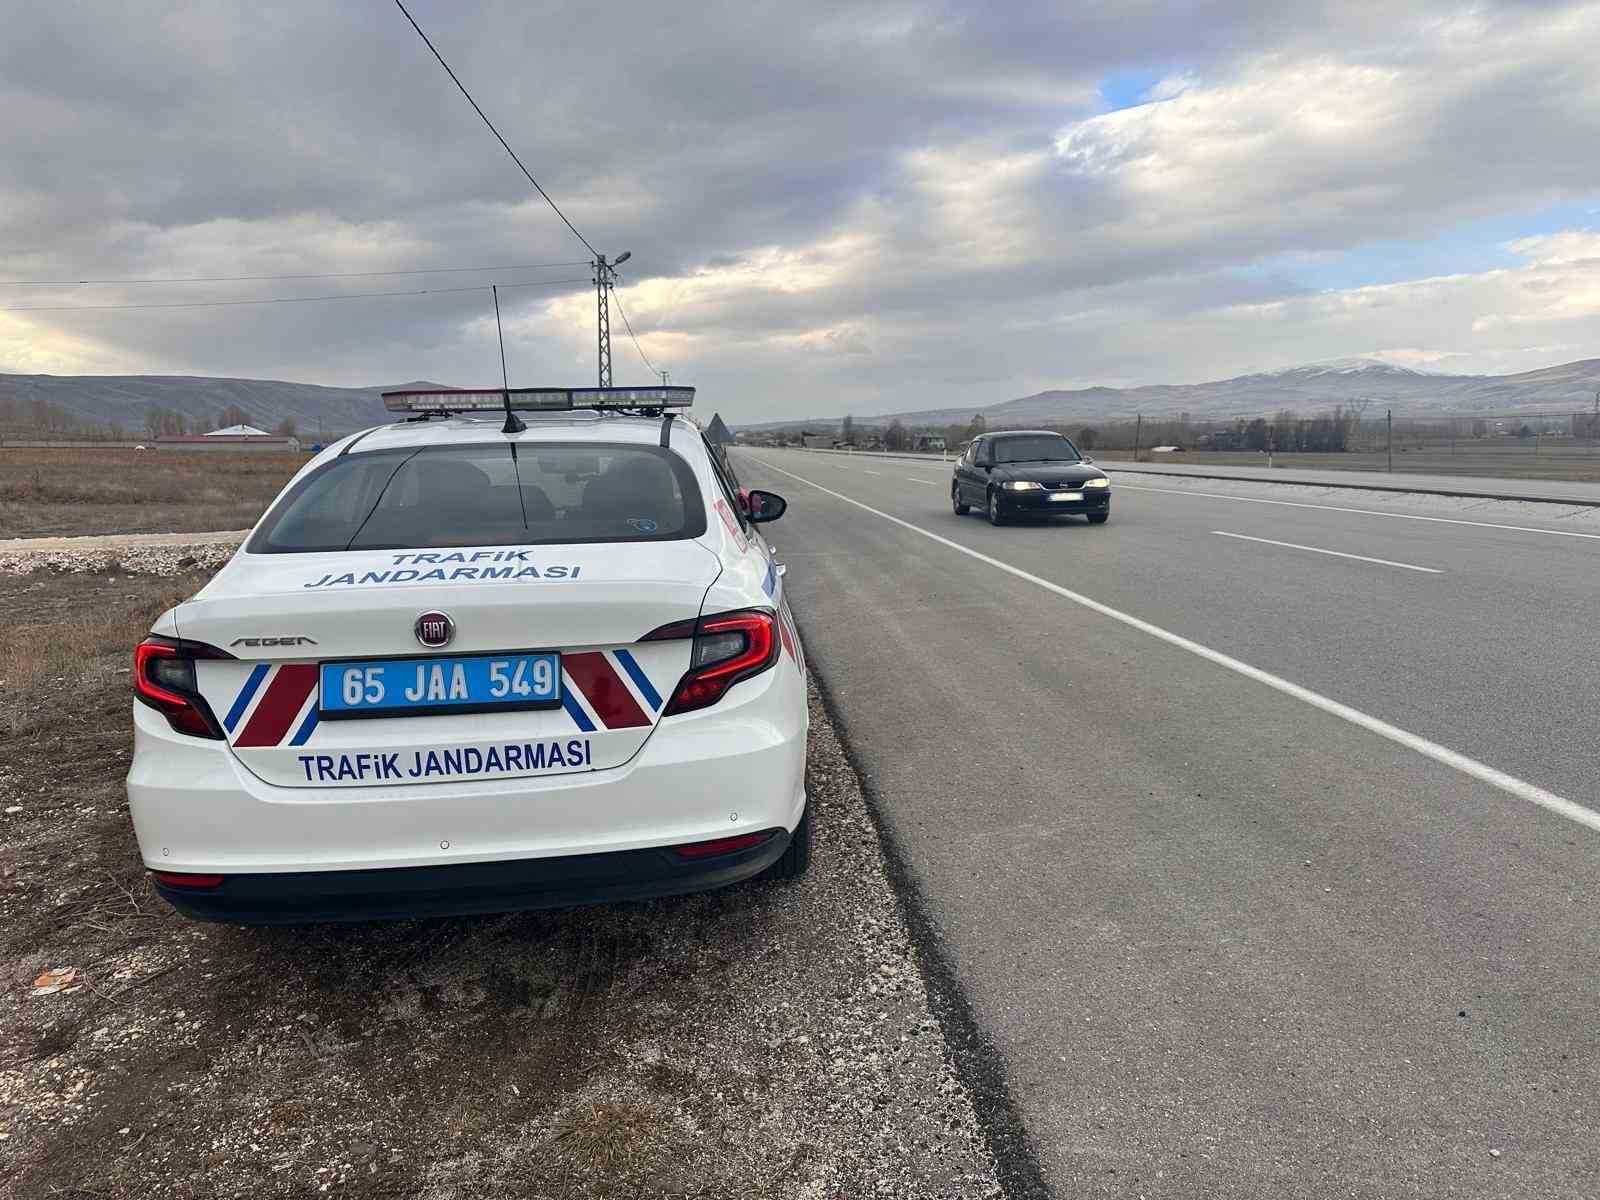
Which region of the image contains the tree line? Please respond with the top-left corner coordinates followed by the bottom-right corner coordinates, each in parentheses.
top-left (0, 395), bottom-right (299, 440)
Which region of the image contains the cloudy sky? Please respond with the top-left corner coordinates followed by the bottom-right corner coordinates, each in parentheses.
top-left (2, 0), bottom-right (1599, 423)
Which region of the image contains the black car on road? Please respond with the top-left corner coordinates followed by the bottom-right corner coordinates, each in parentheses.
top-left (952, 431), bottom-right (1111, 526)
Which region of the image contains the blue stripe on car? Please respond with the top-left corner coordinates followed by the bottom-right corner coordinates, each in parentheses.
top-left (762, 561), bottom-right (777, 597)
top-left (613, 648), bottom-right (662, 712)
top-left (288, 707), bottom-right (319, 747)
top-left (224, 663), bottom-right (271, 732)
top-left (561, 687), bottom-right (597, 732)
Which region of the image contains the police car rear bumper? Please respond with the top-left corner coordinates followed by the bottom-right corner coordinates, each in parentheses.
top-left (152, 827), bottom-right (791, 925)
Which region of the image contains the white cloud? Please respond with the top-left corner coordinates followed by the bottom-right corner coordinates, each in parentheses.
top-left (3, 1), bottom-right (1600, 420)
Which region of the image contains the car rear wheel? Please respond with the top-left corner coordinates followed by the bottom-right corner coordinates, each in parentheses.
top-left (1086, 512), bottom-right (1109, 525)
top-left (952, 483), bottom-right (970, 515)
top-left (987, 489), bottom-right (1007, 526)
top-left (763, 804), bottom-right (811, 881)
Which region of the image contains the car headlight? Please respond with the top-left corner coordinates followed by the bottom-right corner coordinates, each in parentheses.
top-left (1001, 480), bottom-right (1043, 491)
top-left (1083, 476), bottom-right (1110, 488)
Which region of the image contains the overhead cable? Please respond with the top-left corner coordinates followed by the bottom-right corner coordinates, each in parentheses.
top-left (612, 289), bottom-right (658, 376)
top-left (392, 0), bottom-right (599, 257)
top-left (0, 262), bottom-right (590, 287)
top-left (0, 277), bottom-right (589, 313)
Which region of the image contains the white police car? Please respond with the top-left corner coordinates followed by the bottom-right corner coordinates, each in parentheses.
top-left (127, 386), bottom-right (808, 923)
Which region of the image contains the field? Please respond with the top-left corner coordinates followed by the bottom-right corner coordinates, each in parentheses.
top-left (0, 449), bottom-right (306, 539)
top-left (1093, 439), bottom-right (1600, 482)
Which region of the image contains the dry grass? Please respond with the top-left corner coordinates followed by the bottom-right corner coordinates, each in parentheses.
top-left (0, 573), bottom-right (200, 734)
top-left (0, 447), bottom-right (305, 538)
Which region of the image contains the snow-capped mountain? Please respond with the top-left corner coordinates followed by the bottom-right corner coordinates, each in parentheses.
top-left (1257, 357), bottom-right (1456, 379)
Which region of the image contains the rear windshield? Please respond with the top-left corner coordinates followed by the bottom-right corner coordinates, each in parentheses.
top-left (991, 435), bottom-right (1080, 464)
top-left (249, 442), bottom-right (706, 553)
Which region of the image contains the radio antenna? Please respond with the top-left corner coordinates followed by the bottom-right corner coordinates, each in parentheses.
top-left (491, 285), bottom-right (524, 433)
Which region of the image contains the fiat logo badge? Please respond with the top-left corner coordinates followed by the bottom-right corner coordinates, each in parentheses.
top-left (414, 611), bottom-right (454, 648)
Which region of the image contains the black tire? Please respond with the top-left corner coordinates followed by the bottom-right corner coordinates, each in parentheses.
top-left (987, 489), bottom-right (1007, 526)
top-left (952, 483), bottom-right (970, 515)
top-left (1086, 512), bottom-right (1109, 525)
top-left (764, 803), bottom-right (811, 881)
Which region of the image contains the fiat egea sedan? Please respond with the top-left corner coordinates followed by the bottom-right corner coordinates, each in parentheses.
top-left (127, 386), bottom-right (809, 924)
top-left (952, 430), bottom-right (1111, 525)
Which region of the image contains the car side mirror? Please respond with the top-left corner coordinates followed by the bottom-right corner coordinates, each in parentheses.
top-left (1082, 455), bottom-right (1095, 464)
top-left (745, 489), bottom-right (787, 523)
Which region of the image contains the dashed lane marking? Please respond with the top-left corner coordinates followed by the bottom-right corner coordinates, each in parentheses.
top-left (1212, 530), bottom-right (1443, 574)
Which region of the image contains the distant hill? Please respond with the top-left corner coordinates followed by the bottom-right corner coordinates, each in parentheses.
top-left (739, 357), bottom-right (1600, 431)
top-left (0, 373), bottom-right (455, 437)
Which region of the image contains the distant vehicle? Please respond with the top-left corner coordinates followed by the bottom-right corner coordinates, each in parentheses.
top-left (134, 444), bottom-right (148, 451)
top-left (128, 385), bottom-right (809, 924)
top-left (951, 431), bottom-right (1111, 526)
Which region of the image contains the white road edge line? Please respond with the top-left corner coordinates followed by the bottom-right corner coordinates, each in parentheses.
top-left (863, 470), bottom-right (883, 476)
top-left (753, 456), bottom-right (1600, 837)
top-left (1116, 482), bottom-right (1600, 541)
top-left (905, 477), bottom-right (938, 485)
top-left (1212, 530), bottom-right (1443, 574)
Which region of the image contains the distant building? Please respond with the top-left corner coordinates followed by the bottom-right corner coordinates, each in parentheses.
top-left (801, 433), bottom-right (833, 449)
top-left (915, 434), bottom-right (946, 452)
top-left (206, 423), bottom-right (272, 437)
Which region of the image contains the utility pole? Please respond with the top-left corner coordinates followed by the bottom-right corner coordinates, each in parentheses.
top-left (1133, 413), bottom-right (1142, 461)
top-left (658, 369), bottom-right (670, 386)
top-left (592, 250), bottom-right (631, 387)
top-left (1387, 409), bottom-right (1393, 473)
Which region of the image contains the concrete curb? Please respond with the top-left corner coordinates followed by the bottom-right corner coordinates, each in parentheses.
top-left (1100, 468), bottom-right (1600, 508)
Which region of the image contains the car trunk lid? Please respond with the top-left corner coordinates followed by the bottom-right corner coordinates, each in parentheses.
top-left (177, 542), bottom-right (719, 788)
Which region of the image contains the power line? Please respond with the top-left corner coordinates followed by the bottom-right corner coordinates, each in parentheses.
top-left (611, 289), bottom-right (658, 377)
top-left (393, 0), bottom-right (598, 258)
top-left (0, 277), bottom-right (589, 313)
top-left (0, 262), bottom-right (589, 287)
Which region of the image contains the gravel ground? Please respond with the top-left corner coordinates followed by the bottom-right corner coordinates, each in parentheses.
top-left (0, 542), bottom-right (1005, 1199)
top-left (0, 533), bottom-right (243, 576)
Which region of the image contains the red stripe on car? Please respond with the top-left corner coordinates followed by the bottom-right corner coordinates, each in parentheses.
top-left (714, 499), bottom-right (748, 550)
top-left (564, 652), bottom-right (651, 729)
top-left (234, 665), bottom-right (319, 747)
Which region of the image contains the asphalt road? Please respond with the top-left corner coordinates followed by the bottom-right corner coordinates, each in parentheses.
top-left (734, 447), bottom-right (1600, 1199)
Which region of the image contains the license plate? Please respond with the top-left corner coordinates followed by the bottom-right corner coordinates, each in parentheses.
top-left (1049, 491), bottom-right (1083, 502)
top-left (319, 652), bottom-right (561, 718)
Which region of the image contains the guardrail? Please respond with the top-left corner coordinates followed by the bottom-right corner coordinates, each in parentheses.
top-left (741, 446), bottom-right (1600, 508)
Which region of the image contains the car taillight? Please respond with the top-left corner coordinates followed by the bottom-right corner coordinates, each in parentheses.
top-left (151, 871), bottom-right (224, 890)
top-left (644, 608), bottom-right (779, 716)
top-left (673, 830), bottom-right (777, 859)
top-left (134, 636), bottom-right (227, 739)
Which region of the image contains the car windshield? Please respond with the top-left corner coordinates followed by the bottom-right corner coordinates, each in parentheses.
top-left (249, 442), bottom-right (706, 553)
top-left (991, 436), bottom-right (1079, 464)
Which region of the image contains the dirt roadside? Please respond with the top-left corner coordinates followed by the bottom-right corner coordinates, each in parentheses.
top-left (0, 553), bottom-right (1003, 1199)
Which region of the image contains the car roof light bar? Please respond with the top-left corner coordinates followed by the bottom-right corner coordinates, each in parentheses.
top-left (381, 386), bottom-right (694, 415)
